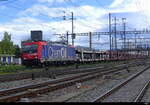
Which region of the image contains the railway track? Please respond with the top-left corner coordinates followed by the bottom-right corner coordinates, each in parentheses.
top-left (0, 59), bottom-right (146, 82)
top-left (0, 63), bottom-right (118, 82)
top-left (91, 66), bottom-right (150, 102)
top-left (0, 65), bottom-right (110, 82)
top-left (0, 64), bottom-right (133, 102)
top-left (134, 80), bottom-right (150, 102)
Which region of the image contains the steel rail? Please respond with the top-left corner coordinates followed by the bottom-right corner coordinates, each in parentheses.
top-left (0, 62), bottom-right (146, 102)
top-left (0, 62), bottom-right (131, 97)
top-left (0, 59), bottom-right (144, 82)
top-left (0, 65), bottom-right (124, 97)
top-left (0, 62), bottom-right (124, 82)
top-left (0, 66), bottom-right (127, 102)
top-left (91, 66), bottom-right (150, 102)
top-left (134, 80), bottom-right (150, 102)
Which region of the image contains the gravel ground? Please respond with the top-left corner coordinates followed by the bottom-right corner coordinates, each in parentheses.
top-left (141, 85), bottom-right (150, 102)
top-left (28, 65), bottom-right (146, 102)
top-left (0, 73), bottom-right (86, 90)
top-left (102, 66), bottom-right (150, 102)
top-left (0, 78), bottom-right (49, 90)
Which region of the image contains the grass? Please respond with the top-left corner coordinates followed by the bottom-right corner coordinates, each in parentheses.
top-left (0, 65), bottom-right (25, 72)
top-left (0, 65), bottom-right (42, 75)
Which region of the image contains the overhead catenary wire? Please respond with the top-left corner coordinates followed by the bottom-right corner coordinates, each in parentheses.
top-left (0, 0), bottom-right (80, 44)
top-left (67, 0), bottom-right (110, 30)
top-left (66, 0), bottom-right (112, 47)
top-left (2, 0), bottom-right (149, 48)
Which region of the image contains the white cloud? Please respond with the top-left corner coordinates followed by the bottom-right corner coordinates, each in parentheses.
top-left (135, 0), bottom-right (150, 16)
top-left (0, 17), bottom-right (51, 45)
top-left (109, 0), bottom-right (138, 13)
top-left (110, 0), bottom-right (125, 8)
top-left (2, 0), bottom-right (150, 50)
top-left (108, 0), bottom-right (150, 28)
top-left (19, 4), bottom-right (66, 17)
top-left (38, 0), bottom-right (76, 4)
top-left (0, 4), bottom-right (108, 47)
top-left (18, 4), bottom-right (107, 33)
top-left (38, 0), bottom-right (66, 4)
top-left (109, 0), bottom-right (150, 14)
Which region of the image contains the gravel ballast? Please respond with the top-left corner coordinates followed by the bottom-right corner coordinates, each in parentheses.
top-left (0, 73), bottom-right (87, 90)
top-left (141, 85), bottom-right (150, 102)
top-left (28, 65), bottom-right (147, 102)
top-left (102, 66), bottom-right (150, 102)
top-left (0, 62), bottom-right (137, 90)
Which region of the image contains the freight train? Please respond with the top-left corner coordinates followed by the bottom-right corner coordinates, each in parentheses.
top-left (21, 40), bottom-right (146, 66)
top-left (21, 31), bottom-right (146, 66)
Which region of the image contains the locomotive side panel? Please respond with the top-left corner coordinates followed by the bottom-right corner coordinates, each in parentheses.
top-left (67, 47), bottom-right (76, 60)
top-left (42, 44), bottom-right (76, 62)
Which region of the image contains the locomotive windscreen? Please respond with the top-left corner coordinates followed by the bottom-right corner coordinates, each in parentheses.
top-left (22, 44), bottom-right (38, 54)
top-left (31, 31), bottom-right (42, 41)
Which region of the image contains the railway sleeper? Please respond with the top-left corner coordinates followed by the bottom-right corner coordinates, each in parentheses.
top-left (0, 69), bottom-right (125, 102)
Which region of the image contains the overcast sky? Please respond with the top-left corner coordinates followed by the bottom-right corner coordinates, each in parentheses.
top-left (0, 0), bottom-right (150, 50)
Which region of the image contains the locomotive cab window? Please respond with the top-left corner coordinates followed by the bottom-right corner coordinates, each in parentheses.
top-left (22, 44), bottom-right (38, 54)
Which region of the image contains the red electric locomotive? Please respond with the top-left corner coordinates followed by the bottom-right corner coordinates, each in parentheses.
top-left (21, 40), bottom-right (47, 66)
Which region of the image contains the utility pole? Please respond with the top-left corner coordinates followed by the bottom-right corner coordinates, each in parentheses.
top-left (134, 29), bottom-right (137, 49)
top-left (66, 31), bottom-right (69, 45)
top-left (122, 18), bottom-right (126, 49)
top-left (112, 37), bottom-right (114, 50)
top-left (71, 12), bottom-right (75, 46)
top-left (63, 11), bottom-right (75, 46)
top-left (109, 13), bottom-right (112, 59)
top-left (114, 17), bottom-right (118, 50)
top-left (89, 32), bottom-right (92, 50)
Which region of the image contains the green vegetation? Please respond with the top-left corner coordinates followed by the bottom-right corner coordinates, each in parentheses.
top-left (14, 45), bottom-right (21, 58)
top-left (0, 65), bottom-right (26, 73)
top-left (0, 64), bottom-right (44, 75)
top-left (0, 32), bottom-right (15, 54)
top-left (0, 61), bottom-right (120, 75)
top-left (0, 32), bottom-right (21, 58)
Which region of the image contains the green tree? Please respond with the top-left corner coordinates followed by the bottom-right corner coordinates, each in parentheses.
top-left (0, 42), bottom-right (2, 54)
top-left (14, 45), bottom-right (21, 58)
top-left (0, 32), bottom-right (16, 54)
